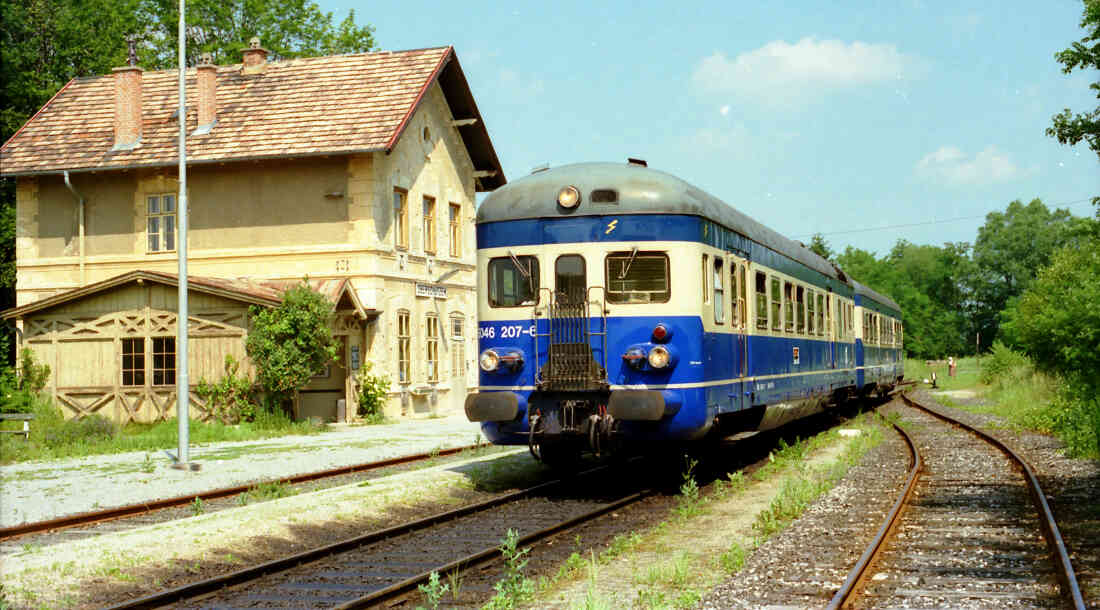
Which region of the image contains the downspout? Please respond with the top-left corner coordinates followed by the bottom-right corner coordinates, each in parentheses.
top-left (62, 171), bottom-right (86, 286)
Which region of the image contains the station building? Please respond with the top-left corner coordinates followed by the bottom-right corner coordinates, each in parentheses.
top-left (0, 42), bottom-right (505, 423)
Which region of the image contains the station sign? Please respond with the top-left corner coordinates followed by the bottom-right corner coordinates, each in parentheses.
top-left (415, 283), bottom-right (447, 299)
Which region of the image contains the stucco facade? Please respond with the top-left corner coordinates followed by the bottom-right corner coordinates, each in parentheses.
top-left (2, 46), bottom-right (504, 423)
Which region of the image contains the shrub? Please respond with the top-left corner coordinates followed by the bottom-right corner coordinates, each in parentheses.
top-left (196, 355), bottom-right (258, 424)
top-left (245, 282), bottom-right (338, 412)
top-left (979, 342), bottom-right (1031, 385)
top-left (355, 360), bottom-right (391, 423)
top-left (1049, 377), bottom-right (1100, 459)
top-left (43, 414), bottom-right (117, 447)
top-left (0, 348), bottom-right (51, 413)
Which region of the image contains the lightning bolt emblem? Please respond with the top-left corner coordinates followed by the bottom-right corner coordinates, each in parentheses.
top-left (605, 219), bottom-right (618, 234)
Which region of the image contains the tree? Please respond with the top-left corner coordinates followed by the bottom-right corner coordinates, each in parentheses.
top-left (807, 233), bottom-right (834, 261)
top-left (968, 199), bottom-right (1087, 350)
top-left (1047, 0), bottom-right (1100, 163)
top-left (0, 0), bottom-right (376, 364)
top-left (245, 283), bottom-right (338, 411)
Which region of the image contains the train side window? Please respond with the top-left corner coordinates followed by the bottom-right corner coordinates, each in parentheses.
top-left (737, 264), bottom-right (748, 330)
top-left (488, 255), bottom-right (540, 307)
top-left (605, 251), bottom-right (670, 303)
top-left (770, 277), bottom-right (782, 332)
top-left (713, 258), bottom-right (725, 324)
top-left (755, 272), bottom-right (768, 330)
top-left (807, 289), bottom-right (815, 335)
top-left (796, 286), bottom-right (806, 334)
top-left (816, 294), bottom-right (825, 336)
top-left (783, 281), bottom-right (794, 333)
top-left (702, 255), bottom-right (710, 304)
top-left (730, 261), bottom-right (739, 328)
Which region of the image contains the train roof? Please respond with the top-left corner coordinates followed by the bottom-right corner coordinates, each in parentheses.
top-left (851, 280), bottom-right (902, 313)
top-left (478, 162), bottom-right (845, 282)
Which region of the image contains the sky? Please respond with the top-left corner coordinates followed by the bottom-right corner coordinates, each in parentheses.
top-left (323, 0), bottom-right (1098, 256)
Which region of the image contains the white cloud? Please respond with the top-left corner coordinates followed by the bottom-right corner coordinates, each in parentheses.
top-left (915, 145), bottom-right (1026, 186)
top-left (720, 105), bottom-right (730, 116)
top-left (692, 37), bottom-right (920, 105)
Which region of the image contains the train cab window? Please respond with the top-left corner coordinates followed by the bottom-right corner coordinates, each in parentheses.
top-left (771, 277), bottom-right (782, 331)
top-left (783, 282), bottom-right (795, 333)
top-left (488, 255), bottom-right (540, 307)
top-left (807, 289), bottom-right (815, 335)
top-left (555, 255), bottom-right (586, 304)
top-left (713, 258), bottom-right (725, 324)
top-left (605, 251), bottom-right (670, 303)
top-left (755, 272), bottom-right (768, 330)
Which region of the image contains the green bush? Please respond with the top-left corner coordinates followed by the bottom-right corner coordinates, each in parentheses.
top-left (246, 282), bottom-right (338, 412)
top-left (355, 360), bottom-right (391, 423)
top-left (0, 348), bottom-right (51, 413)
top-left (1048, 378), bottom-right (1100, 459)
top-left (979, 342), bottom-right (1032, 385)
top-left (196, 355), bottom-right (258, 424)
top-left (43, 414), bottom-right (117, 446)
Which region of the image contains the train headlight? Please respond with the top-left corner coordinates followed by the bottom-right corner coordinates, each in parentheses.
top-left (479, 349), bottom-right (500, 372)
top-left (648, 345), bottom-right (671, 369)
top-left (557, 185), bottom-right (581, 209)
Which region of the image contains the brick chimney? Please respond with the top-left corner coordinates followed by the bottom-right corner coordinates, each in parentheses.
top-left (112, 39), bottom-right (143, 151)
top-left (241, 37), bottom-right (268, 74)
top-left (194, 53), bottom-right (217, 134)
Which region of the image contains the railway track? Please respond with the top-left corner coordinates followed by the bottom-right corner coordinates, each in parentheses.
top-left (0, 442), bottom-right (487, 545)
top-left (108, 462), bottom-right (651, 609)
top-left (829, 393), bottom-right (1084, 609)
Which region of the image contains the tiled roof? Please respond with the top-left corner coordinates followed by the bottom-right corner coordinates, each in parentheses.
top-left (0, 46), bottom-right (505, 189)
top-left (1, 271), bottom-right (381, 320)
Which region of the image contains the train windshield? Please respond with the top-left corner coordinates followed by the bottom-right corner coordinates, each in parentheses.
top-left (488, 255), bottom-right (540, 307)
top-left (605, 251), bottom-right (670, 303)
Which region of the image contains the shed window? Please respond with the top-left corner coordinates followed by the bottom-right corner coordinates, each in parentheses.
top-left (605, 252), bottom-right (670, 304)
top-left (397, 310), bottom-right (410, 383)
top-left (152, 337), bottom-right (176, 386)
top-left (147, 194), bottom-right (176, 252)
top-left (755, 271), bottom-right (768, 330)
top-left (121, 338), bottom-right (145, 387)
top-left (489, 255), bottom-right (540, 307)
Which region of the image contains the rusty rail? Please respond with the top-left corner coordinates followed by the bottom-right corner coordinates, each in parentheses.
top-left (898, 393), bottom-right (1085, 610)
top-left (826, 407), bottom-right (922, 609)
top-left (0, 442), bottom-right (485, 541)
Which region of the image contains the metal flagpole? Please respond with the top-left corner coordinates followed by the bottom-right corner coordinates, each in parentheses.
top-left (174, 0), bottom-right (194, 470)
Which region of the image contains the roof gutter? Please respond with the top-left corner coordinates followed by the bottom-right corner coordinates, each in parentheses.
top-left (62, 170), bottom-right (86, 287)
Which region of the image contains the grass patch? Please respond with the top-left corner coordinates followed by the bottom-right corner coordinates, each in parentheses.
top-left (904, 356), bottom-right (981, 391)
top-left (528, 413), bottom-right (887, 609)
top-left (236, 481), bottom-right (296, 506)
top-left (0, 398), bottom-right (326, 464)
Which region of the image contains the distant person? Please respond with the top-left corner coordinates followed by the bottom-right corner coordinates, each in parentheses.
top-left (948, 356), bottom-right (956, 378)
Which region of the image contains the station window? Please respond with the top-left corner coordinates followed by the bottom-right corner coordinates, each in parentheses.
top-left (770, 277), bottom-right (782, 332)
top-left (146, 194), bottom-right (176, 252)
top-left (488, 255), bottom-right (540, 307)
top-left (121, 338), bottom-right (145, 387)
top-left (151, 337), bottom-right (176, 386)
top-left (397, 310), bottom-right (410, 383)
top-left (426, 314), bottom-right (439, 382)
top-left (755, 272), bottom-right (768, 330)
top-left (393, 188), bottom-right (409, 250)
top-left (605, 251), bottom-right (670, 304)
top-left (713, 258), bottom-right (725, 324)
top-left (807, 289), bottom-right (815, 335)
top-left (449, 203), bottom-right (462, 257)
top-left (422, 196), bottom-right (436, 254)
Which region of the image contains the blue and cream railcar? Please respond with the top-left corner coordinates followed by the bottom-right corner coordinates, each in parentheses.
top-left (464, 161), bottom-right (902, 460)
